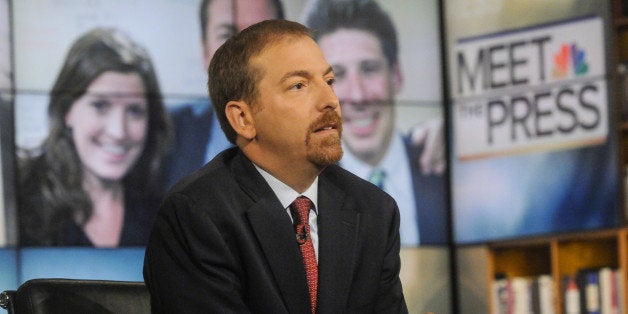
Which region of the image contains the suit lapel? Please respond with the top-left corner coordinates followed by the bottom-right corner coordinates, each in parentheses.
top-left (316, 171), bottom-right (359, 312)
top-left (233, 152), bottom-right (311, 313)
top-left (246, 200), bottom-right (311, 313)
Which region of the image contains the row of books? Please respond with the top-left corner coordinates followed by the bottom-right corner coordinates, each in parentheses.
top-left (492, 268), bottom-right (624, 314)
top-left (562, 268), bottom-right (623, 314)
top-left (493, 274), bottom-right (554, 314)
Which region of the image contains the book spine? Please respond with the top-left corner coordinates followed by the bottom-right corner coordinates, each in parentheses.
top-left (585, 270), bottom-right (601, 314)
top-left (565, 275), bottom-right (581, 314)
top-left (538, 275), bottom-right (555, 314)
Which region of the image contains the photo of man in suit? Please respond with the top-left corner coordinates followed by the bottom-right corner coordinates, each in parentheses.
top-left (144, 19), bottom-right (407, 312)
top-left (162, 0), bottom-right (285, 189)
top-left (303, 0), bottom-right (447, 245)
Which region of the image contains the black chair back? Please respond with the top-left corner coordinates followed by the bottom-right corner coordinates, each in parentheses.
top-left (0, 278), bottom-right (150, 314)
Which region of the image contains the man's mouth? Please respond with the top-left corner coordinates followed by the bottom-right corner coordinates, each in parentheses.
top-left (314, 123), bottom-right (338, 133)
top-left (346, 113), bottom-right (378, 128)
top-left (344, 111), bottom-right (379, 137)
top-left (311, 110), bottom-right (343, 135)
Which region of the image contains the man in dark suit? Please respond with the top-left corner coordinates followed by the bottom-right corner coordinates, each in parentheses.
top-left (144, 19), bottom-right (407, 313)
top-left (163, 0), bottom-right (285, 189)
top-left (303, 0), bottom-right (447, 245)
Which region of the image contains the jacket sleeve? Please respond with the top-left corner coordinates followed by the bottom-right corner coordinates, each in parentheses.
top-left (374, 200), bottom-right (409, 313)
top-left (143, 192), bottom-right (251, 313)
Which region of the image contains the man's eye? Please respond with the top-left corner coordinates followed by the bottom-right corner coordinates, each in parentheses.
top-left (327, 78), bottom-right (335, 86)
top-left (216, 27), bottom-right (235, 42)
top-left (361, 60), bottom-right (383, 75)
top-left (290, 82), bottom-right (305, 90)
top-left (218, 32), bottom-right (234, 42)
top-left (331, 66), bottom-right (345, 81)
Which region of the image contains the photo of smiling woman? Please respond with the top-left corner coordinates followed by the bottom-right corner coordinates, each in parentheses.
top-left (17, 27), bottom-right (171, 247)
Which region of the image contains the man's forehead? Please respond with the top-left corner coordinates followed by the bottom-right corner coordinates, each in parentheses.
top-left (320, 29), bottom-right (386, 62)
top-left (207, 0), bottom-right (277, 31)
top-left (234, 0), bottom-right (277, 31)
top-left (251, 36), bottom-right (330, 78)
top-left (207, 0), bottom-right (232, 24)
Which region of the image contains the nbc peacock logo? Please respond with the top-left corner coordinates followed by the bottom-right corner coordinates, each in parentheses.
top-left (552, 43), bottom-right (589, 79)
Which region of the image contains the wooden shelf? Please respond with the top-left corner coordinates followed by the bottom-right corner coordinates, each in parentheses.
top-left (488, 228), bottom-right (627, 314)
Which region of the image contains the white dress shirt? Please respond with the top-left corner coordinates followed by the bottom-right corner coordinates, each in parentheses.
top-left (254, 165), bottom-right (319, 261)
top-left (340, 131), bottom-right (419, 246)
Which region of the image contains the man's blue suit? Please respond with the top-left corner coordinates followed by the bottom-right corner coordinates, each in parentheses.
top-left (163, 102), bottom-right (231, 190)
top-left (404, 136), bottom-right (448, 245)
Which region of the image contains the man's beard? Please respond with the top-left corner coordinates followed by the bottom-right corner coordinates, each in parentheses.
top-left (306, 110), bottom-right (343, 167)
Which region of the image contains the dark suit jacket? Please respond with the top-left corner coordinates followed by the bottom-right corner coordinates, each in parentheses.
top-left (404, 137), bottom-right (449, 245)
top-left (144, 148), bottom-right (407, 313)
top-left (162, 103), bottom-right (214, 190)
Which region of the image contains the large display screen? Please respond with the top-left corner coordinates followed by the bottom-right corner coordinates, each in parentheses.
top-left (0, 0), bottom-right (12, 263)
top-left (1, 2), bottom-right (450, 311)
top-left (445, 0), bottom-right (620, 244)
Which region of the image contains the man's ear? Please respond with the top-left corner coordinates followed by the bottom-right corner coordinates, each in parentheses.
top-left (226, 100), bottom-right (256, 140)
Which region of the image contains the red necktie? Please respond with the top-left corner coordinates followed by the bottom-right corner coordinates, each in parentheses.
top-left (290, 196), bottom-right (318, 313)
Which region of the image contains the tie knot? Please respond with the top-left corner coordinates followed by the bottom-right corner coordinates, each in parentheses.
top-left (290, 196), bottom-right (312, 225)
top-left (369, 169), bottom-right (386, 189)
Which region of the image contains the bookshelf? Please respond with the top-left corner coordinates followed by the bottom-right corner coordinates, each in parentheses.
top-left (487, 229), bottom-right (628, 313)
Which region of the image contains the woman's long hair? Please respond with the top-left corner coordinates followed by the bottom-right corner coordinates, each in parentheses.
top-left (19, 27), bottom-right (171, 245)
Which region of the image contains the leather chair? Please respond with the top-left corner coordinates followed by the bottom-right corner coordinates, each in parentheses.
top-left (0, 278), bottom-right (150, 314)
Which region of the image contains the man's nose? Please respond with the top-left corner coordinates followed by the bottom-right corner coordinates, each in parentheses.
top-left (317, 81), bottom-right (340, 112)
top-left (342, 72), bottom-right (367, 102)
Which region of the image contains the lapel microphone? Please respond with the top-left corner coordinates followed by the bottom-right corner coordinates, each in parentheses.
top-left (296, 224), bottom-right (308, 244)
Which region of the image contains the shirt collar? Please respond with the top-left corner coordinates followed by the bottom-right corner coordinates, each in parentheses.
top-left (253, 164), bottom-right (319, 212)
top-left (340, 130), bottom-right (405, 176)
